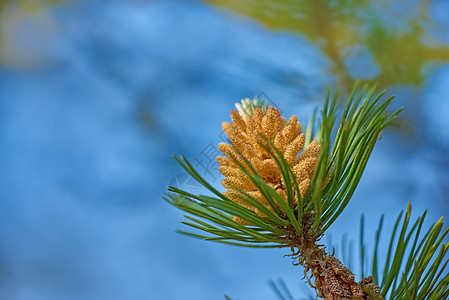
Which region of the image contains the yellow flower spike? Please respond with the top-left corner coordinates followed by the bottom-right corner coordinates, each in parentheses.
top-left (253, 108), bottom-right (264, 131)
top-left (230, 109), bottom-right (247, 132)
top-left (299, 179), bottom-right (311, 199)
top-left (274, 132), bottom-right (286, 153)
top-left (216, 156), bottom-right (237, 168)
top-left (284, 134), bottom-right (306, 164)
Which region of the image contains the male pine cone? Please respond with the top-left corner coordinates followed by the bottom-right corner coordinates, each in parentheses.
top-left (216, 106), bottom-right (320, 224)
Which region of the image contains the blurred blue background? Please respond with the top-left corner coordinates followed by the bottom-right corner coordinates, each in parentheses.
top-left (0, 0), bottom-right (448, 299)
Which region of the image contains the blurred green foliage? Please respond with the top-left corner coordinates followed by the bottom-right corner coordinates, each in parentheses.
top-left (205, 0), bottom-right (449, 89)
top-left (0, 0), bottom-right (62, 11)
top-left (0, 0), bottom-right (64, 67)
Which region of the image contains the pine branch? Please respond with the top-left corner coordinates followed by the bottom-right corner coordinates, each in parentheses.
top-left (163, 83), bottom-right (447, 299)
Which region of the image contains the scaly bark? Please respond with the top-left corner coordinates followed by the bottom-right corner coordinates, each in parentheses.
top-left (282, 213), bottom-right (383, 300)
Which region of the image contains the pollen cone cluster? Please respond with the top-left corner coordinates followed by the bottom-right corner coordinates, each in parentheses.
top-left (217, 106), bottom-right (321, 224)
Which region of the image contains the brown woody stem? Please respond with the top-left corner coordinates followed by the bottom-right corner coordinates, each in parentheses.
top-left (281, 213), bottom-right (383, 300)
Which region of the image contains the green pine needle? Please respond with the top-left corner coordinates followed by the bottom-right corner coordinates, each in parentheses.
top-left (356, 203), bottom-right (449, 300)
